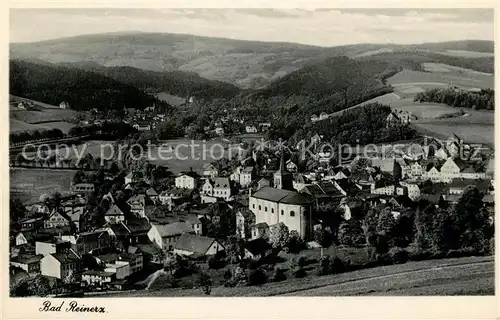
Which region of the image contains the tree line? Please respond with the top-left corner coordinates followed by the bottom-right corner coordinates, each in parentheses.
top-left (414, 88), bottom-right (494, 110)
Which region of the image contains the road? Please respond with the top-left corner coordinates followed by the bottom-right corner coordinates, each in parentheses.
top-left (280, 260), bottom-right (494, 296)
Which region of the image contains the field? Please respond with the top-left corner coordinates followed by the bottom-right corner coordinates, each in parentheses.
top-left (436, 50), bottom-right (495, 58)
top-left (10, 168), bottom-right (75, 204)
top-left (387, 67), bottom-right (493, 98)
top-left (412, 122), bottom-right (494, 146)
top-left (10, 119), bottom-right (51, 133)
top-left (99, 256), bottom-right (493, 297)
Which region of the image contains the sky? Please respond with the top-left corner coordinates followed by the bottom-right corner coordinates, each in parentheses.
top-left (9, 8), bottom-right (494, 46)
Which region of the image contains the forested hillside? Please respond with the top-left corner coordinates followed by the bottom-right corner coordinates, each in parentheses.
top-left (10, 59), bottom-right (165, 111)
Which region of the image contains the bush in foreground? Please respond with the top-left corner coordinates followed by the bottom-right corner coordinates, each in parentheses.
top-left (247, 268), bottom-right (267, 286)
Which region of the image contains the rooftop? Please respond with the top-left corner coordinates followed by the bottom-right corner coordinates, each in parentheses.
top-left (173, 234), bottom-right (220, 255)
top-left (251, 187), bottom-right (311, 205)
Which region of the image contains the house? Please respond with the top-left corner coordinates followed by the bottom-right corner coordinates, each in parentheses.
top-left (243, 238), bottom-right (272, 260)
top-left (292, 173), bottom-right (311, 192)
top-left (146, 188), bottom-right (159, 203)
top-left (400, 182), bottom-right (421, 201)
top-left (440, 157), bottom-right (462, 182)
top-left (127, 194), bottom-right (149, 218)
top-left (448, 178), bottom-right (491, 196)
top-left (81, 270), bottom-right (115, 288)
top-left (175, 173), bottom-right (198, 189)
top-left (203, 164), bottom-right (219, 178)
top-left (158, 188), bottom-right (193, 211)
top-left (249, 187), bottom-right (312, 238)
top-left (202, 177), bottom-right (231, 201)
top-left (240, 167), bottom-right (254, 187)
top-left (460, 166), bottom-right (486, 180)
top-left (251, 222), bottom-right (270, 240)
top-left (286, 160), bottom-right (298, 173)
top-left (236, 209), bottom-right (256, 239)
top-left (310, 114), bottom-right (319, 122)
top-left (246, 125), bottom-right (258, 133)
top-left (61, 230), bottom-right (114, 256)
top-left (423, 163), bottom-right (442, 183)
top-left (133, 122), bottom-right (151, 131)
top-left (259, 122), bottom-right (271, 131)
top-left (10, 255), bottom-right (43, 274)
top-left (435, 148), bottom-right (449, 160)
top-left (147, 221), bottom-right (194, 250)
top-left (105, 205), bottom-right (126, 224)
top-left (410, 162), bottom-right (424, 178)
top-left (71, 183), bottom-right (95, 194)
top-left (371, 158), bottom-right (402, 177)
top-left (124, 172), bottom-right (135, 185)
top-left (15, 231), bottom-right (52, 247)
top-left (62, 205), bottom-right (85, 231)
top-left (340, 200), bottom-right (364, 221)
top-left (386, 112), bottom-right (402, 127)
top-left (40, 249), bottom-right (81, 280)
top-left (172, 234), bottom-right (225, 257)
top-left (215, 127), bottom-right (225, 136)
top-left (104, 260), bottom-right (131, 280)
top-left (371, 180), bottom-right (395, 196)
top-left (35, 239), bottom-right (71, 256)
top-left (44, 210), bottom-right (70, 229)
top-left (19, 217), bottom-right (44, 231)
top-left (59, 101), bottom-right (70, 109)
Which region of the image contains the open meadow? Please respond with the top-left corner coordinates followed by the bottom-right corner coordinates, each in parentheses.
top-left (10, 168), bottom-right (75, 204)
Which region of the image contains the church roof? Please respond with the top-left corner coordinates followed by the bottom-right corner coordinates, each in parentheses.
top-left (251, 187), bottom-right (311, 205)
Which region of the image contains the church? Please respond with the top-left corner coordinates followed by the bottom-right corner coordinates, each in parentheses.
top-left (248, 147), bottom-right (312, 239)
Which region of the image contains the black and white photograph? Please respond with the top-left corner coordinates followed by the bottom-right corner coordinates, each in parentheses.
top-left (7, 6), bottom-right (495, 301)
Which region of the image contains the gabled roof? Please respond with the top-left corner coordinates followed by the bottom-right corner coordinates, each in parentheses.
top-left (237, 209), bottom-right (255, 221)
top-left (11, 254), bottom-right (44, 265)
top-left (253, 222), bottom-right (269, 229)
top-left (105, 204), bottom-right (125, 216)
top-left (213, 177), bottom-right (230, 188)
top-left (252, 187), bottom-right (311, 205)
top-left (51, 250), bottom-right (80, 264)
top-left (146, 187), bottom-right (158, 196)
top-left (173, 234), bottom-right (221, 255)
top-left (152, 221), bottom-right (193, 238)
top-left (242, 166), bottom-right (254, 173)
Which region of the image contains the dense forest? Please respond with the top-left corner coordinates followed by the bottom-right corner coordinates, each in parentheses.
top-left (289, 103), bottom-right (419, 147)
top-left (361, 51), bottom-right (494, 74)
top-left (414, 88), bottom-right (494, 110)
top-left (9, 60), bottom-right (168, 111)
top-left (59, 63), bottom-right (241, 100)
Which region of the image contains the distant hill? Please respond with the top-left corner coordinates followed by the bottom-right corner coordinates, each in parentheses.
top-left (57, 63), bottom-right (240, 100)
top-left (11, 32), bottom-right (493, 89)
top-left (9, 59), bottom-right (160, 111)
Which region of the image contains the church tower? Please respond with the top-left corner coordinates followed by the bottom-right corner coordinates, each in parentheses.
top-left (274, 140), bottom-right (294, 190)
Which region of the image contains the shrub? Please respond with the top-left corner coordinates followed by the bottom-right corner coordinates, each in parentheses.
top-left (247, 268), bottom-right (267, 286)
top-left (295, 255), bottom-right (307, 268)
top-left (271, 267), bottom-right (286, 282)
top-left (223, 268), bottom-right (232, 280)
top-left (388, 247), bottom-right (409, 264)
top-left (286, 230), bottom-right (306, 253)
top-left (248, 260), bottom-right (260, 270)
top-left (329, 257), bottom-right (346, 274)
top-left (375, 253), bottom-right (392, 266)
top-left (408, 250), bottom-right (433, 261)
top-left (317, 255), bottom-right (331, 276)
top-left (208, 256), bottom-right (225, 269)
top-left (292, 266), bottom-right (307, 278)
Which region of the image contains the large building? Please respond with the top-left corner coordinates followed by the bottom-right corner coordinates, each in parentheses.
top-left (249, 187), bottom-right (312, 239)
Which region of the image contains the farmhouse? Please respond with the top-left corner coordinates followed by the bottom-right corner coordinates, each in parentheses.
top-left (172, 234), bottom-right (225, 257)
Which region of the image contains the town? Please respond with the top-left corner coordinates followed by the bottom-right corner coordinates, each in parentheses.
top-left (9, 104), bottom-right (495, 296)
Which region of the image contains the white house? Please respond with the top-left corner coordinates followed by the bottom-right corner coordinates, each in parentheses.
top-left (175, 174), bottom-right (197, 189)
top-left (440, 157), bottom-right (461, 182)
top-left (286, 160), bottom-right (298, 173)
top-left (147, 221), bottom-right (194, 250)
top-left (59, 101), bottom-right (70, 109)
top-left (40, 250), bottom-right (81, 280)
top-left (245, 125), bottom-right (258, 133)
top-left (105, 205), bottom-right (126, 224)
top-left (202, 164), bottom-right (219, 178)
top-left (202, 177), bottom-right (231, 201)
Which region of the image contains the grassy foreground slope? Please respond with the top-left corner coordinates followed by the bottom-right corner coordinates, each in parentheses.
top-left (98, 256), bottom-right (493, 297)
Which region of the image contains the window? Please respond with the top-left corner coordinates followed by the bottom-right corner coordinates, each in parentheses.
top-left (281, 210), bottom-right (284, 215)
top-left (290, 211), bottom-right (295, 217)
top-left (264, 207), bottom-right (267, 212)
top-left (271, 208), bottom-right (274, 213)
top-left (253, 204), bottom-right (255, 209)
top-left (258, 205), bottom-right (261, 210)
